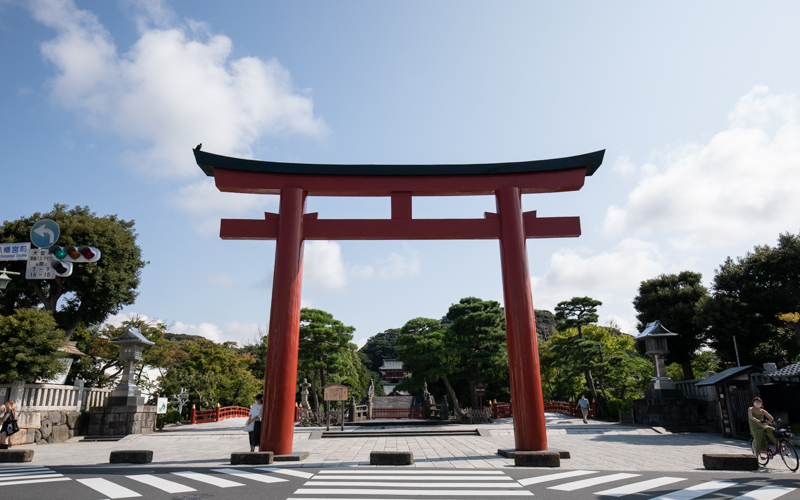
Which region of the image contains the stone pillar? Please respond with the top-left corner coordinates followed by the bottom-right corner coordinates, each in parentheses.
top-left (74, 377), bottom-right (85, 412)
top-left (9, 380), bottom-right (24, 406)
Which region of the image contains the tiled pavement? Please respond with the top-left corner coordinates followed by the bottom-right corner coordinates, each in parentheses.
top-left (15, 413), bottom-right (782, 472)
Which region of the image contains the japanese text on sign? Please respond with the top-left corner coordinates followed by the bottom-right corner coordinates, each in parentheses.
top-left (0, 242), bottom-right (30, 261)
top-left (323, 385), bottom-right (348, 401)
top-left (25, 248), bottom-right (55, 280)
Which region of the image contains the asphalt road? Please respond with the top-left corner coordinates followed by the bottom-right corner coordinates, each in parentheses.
top-left (2, 465), bottom-right (799, 500)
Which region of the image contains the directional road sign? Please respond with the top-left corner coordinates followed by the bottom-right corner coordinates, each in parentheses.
top-left (30, 219), bottom-right (60, 248)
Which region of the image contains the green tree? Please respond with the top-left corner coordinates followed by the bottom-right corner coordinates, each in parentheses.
top-left (397, 297), bottom-right (508, 419)
top-left (535, 309), bottom-right (557, 341)
top-left (542, 324), bottom-right (651, 419)
top-left (554, 297), bottom-right (606, 416)
top-left (633, 271), bottom-right (709, 380)
top-left (158, 337), bottom-right (261, 408)
top-left (358, 328), bottom-right (399, 372)
top-left (241, 330), bottom-right (268, 381)
top-left (0, 309), bottom-right (66, 382)
top-left (297, 308), bottom-right (355, 411)
top-left (0, 204), bottom-right (147, 339)
top-left (396, 317), bottom-right (470, 417)
top-left (699, 232), bottom-right (800, 365)
top-left (445, 297), bottom-right (507, 409)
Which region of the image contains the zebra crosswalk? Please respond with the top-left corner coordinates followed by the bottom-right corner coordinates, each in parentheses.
top-left (0, 465), bottom-right (797, 499)
top-left (0, 465), bottom-right (70, 486)
top-left (288, 469), bottom-right (798, 500)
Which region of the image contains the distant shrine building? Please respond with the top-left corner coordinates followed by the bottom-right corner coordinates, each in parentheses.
top-left (378, 359), bottom-right (409, 394)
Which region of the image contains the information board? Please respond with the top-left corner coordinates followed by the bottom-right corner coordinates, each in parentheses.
top-left (157, 398), bottom-right (168, 414)
top-left (323, 384), bottom-right (348, 402)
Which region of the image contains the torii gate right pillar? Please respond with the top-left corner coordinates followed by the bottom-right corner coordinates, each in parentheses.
top-left (496, 186), bottom-right (547, 451)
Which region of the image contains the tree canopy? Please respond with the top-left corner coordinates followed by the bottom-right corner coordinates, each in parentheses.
top-left (699, 232), bottom-right (800, 365)
top-left (297, 308), bottom-right (357, 411)
top-left (0, 204), bottom-right (147, 339)
top-left (397, 297), bottom-right (507, 418)
top-left (633, 271), bottom-right (708, 380)
top-left (358, 328), bottom-right (399, 372)
top-left (0, 308), bottom-right (67, 383)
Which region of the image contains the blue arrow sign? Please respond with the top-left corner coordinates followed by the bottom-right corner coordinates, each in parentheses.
top-left (30, 219), bottom-right (60, 248)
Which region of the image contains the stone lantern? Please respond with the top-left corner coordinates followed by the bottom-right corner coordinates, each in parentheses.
top-left (634, 320), bottom-right (679, 398)
top-left (88, 326), bottom-right (157, 436)
top-left (107, 327), bottom-right (154, 406)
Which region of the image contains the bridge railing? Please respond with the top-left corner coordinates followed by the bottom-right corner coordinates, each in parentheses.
top-left (190, 405), bottom-right (250, 424)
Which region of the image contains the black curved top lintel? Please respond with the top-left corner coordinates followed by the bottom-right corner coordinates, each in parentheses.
top-left (193, 148), bottom-right (605, 178)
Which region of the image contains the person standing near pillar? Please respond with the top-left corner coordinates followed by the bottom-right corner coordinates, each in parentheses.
top-left (246, 394), bottom-right (263, 452)
top-left (578, 395), bottom-right (590, 424)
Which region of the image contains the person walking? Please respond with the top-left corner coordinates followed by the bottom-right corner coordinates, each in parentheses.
top-left (246, 394), bottom-right (263, 452)
top-left (578, 395), bottom-right (590, 424)
top-left (0, 399), bottom-right (16, 449)
top-left (749, 397), bottom-right (776, 455)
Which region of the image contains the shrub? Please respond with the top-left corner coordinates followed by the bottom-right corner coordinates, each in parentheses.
top-left (163, 409), bottom-right (183, 424)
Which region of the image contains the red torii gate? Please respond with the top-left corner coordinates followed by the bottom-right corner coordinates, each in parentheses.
top-left (194, 148), bottom-right (604, 455)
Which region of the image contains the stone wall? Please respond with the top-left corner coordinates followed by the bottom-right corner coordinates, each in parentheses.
top-left (633, 397), bottom-right (700, 429)
top-left (87, 405), bottom-right (157, 436)
top-left (8, 410), bottom-right (85, 446)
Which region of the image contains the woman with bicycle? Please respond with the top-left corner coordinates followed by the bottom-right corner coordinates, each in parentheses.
top-left (748, 397), bottom-right (776, 455)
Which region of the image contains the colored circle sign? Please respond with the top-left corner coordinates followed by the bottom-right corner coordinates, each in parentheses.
top-left (30, 219), bottom-right (60, 248)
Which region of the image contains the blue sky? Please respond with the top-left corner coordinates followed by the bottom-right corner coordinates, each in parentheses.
top-left (2, 0), bottom-right (800, 347)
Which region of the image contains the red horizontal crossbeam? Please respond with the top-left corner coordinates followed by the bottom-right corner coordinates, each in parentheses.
top-left (220, 211), bottom-right (580, 241)
top-left (213, 168), bottom-right (586, 197)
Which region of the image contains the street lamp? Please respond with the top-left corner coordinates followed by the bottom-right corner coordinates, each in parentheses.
top-left (0, 268), bottom-right (21, 290)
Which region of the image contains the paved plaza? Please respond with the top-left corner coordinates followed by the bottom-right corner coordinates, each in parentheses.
top-left (16, 413), bottom-right (791, 473)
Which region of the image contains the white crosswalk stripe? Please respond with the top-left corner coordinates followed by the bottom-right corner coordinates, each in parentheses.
top-left (594, 476), bottom-right (687, 496)
top-left (170, 471), bottom-right (244, 488)
top-left (648, 480), bottom-right (738, 500)
top-left (0, 466), bottom-right (69, 486)
top-left (126, 474), bottom-right (196, 493)
top-left (730, 485), bottom-right (797, 500)
top-left (518, 469), bottom-right (598, 486)
top-left (77, 477), bottom-right (141, 499)
top-left (257, 467), bottom-right (316, 479)
top-left (548, 473), bottom-right (640, 491)
top-left (292, 469), bottom-right (532, 498)
top-left (212, 468), bottom-right (289, 483)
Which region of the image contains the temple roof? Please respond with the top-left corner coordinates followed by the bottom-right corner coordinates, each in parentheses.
top-left (194, 148), bottom-right (605, 178)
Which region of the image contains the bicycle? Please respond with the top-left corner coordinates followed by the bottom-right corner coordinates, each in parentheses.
top-left (749, 419), bottom-right (799, 472)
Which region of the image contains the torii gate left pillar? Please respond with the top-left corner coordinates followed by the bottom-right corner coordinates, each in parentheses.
top-left (193, 148), bottom-right (604, 455)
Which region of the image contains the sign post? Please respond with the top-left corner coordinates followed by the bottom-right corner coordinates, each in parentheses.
top-left (476, 382), bottom-right (486, 410)
top-left (323, 384), bottom-right (349, 432)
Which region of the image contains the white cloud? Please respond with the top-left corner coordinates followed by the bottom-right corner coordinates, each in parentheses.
top-left (207, 272), bottom-right (235, 287)
top-left (30, 0), bottom-right (327, 179)
top-left (603, 86), bottom-right (800, 252)
top-left (169, 179), bottom-right (277, 233)
top-left (105, 312), bottom-right (261, 346)
top-left (376, 250), bottom-right (420, 279)
top-left (349, 247), bottom-right (421, 280)
top-left (530, 238), bottom-right (665, 333)
top-left (304, 240), bottom-right (348, 291)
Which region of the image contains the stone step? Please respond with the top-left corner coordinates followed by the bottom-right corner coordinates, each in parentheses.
top-left (322, 429), bottom-right (479, 438)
